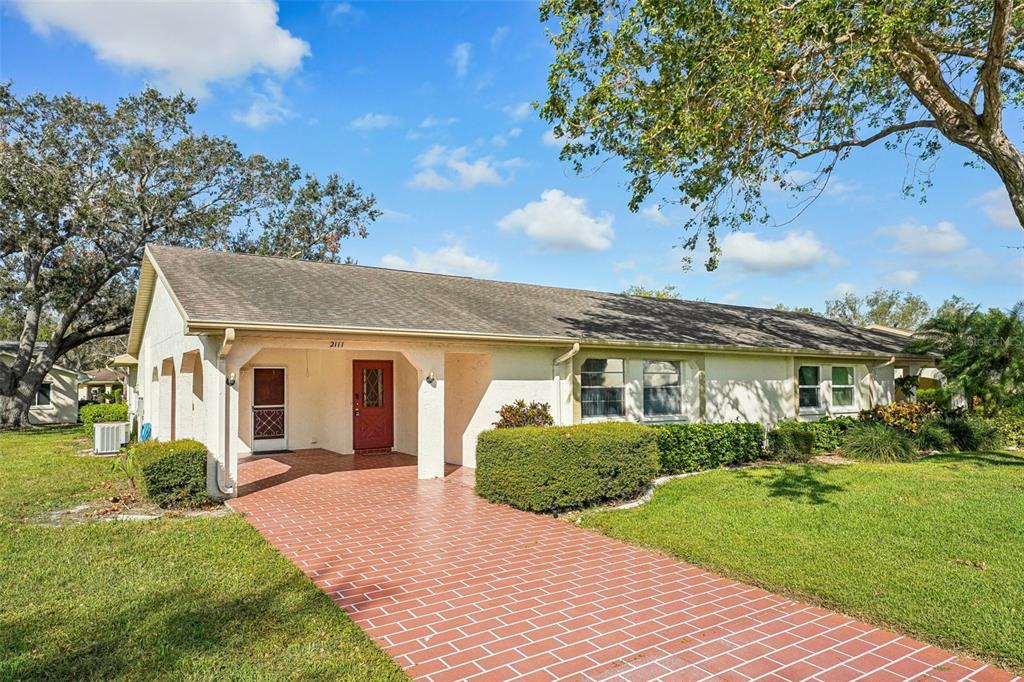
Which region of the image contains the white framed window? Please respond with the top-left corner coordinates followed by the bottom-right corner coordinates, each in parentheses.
top-left (581, 358), bottom-right (624, 417)
top-left (643, 360), bottom-right (682, 417)
top-left (831, 366), bottom-right (856, 409)
top-left (798, 366), bottom-right (821, 410)
top-left (34, 383), bottom-right (52, 407)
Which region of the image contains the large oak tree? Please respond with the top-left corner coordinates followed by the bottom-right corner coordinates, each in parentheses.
top-left (540, 0), bottom-right (1024, 268)
top-left (0, 86), bottom-right (379, 428)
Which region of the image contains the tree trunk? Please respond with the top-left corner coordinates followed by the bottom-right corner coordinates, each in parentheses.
top-left (0, 393), bottom-right (33, 430)
top-left (984, 129), bottom-right (1024, 229)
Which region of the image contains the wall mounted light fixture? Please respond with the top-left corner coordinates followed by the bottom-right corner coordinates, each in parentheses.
top-left (426, 370), bottom-right (436, 386)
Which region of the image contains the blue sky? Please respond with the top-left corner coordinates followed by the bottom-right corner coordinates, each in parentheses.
top-left (2, 0), bottom-right (1022, 312)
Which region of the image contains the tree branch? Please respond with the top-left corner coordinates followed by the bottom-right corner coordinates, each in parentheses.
top-left (781, 120), bottom-right (938, 159)
top-left (922, 39), bottom-right (1024, 76)
top-left (980, 0), bottom-right (1014, 128)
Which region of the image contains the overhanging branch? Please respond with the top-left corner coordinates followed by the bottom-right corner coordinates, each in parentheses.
top-left (780, 120), bottom-right (938, 159)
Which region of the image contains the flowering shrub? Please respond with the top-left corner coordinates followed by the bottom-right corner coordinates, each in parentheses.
top-left (493, 400), bottom-right (555, 429)
top-left (859, 401), bottom-right (941, 433)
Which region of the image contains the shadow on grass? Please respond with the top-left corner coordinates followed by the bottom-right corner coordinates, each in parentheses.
top-left (928, 451), bottom-right (1024, 468)
top-left (738, 465), bottom-right (846, 505)
top-left (0, 575), bottom-right (403, 681)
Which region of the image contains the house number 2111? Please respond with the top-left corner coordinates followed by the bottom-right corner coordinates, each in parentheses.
top-left (328, 340), bottom-right (344, 348)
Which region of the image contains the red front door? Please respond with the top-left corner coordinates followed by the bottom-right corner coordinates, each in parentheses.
top-left (353, 360), bottom-right (394, 450)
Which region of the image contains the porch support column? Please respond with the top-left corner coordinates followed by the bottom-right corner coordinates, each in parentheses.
top-left (402, 348), bottom-right (446, 480)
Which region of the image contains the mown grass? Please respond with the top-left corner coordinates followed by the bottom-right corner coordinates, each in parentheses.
top-left (581, 452), bottom-right (1024, 671)
top-left (0, 428), bottom-right (406, 681)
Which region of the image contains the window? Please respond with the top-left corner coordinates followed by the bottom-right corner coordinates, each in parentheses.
top-left (581, 358), bottom-right (624, 417)
top-left (798, 366), bottom-right (821, 409)
top-left (34, 383), bottom-right (52, 407)
top-left (832, 366), bottom-right (856, 408)
top-left (643, 360), bottom-right (682, 417)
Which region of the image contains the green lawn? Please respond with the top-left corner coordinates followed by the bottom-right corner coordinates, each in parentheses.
top-left (581, 452), bottom-right (1024, 671)
top-left (0, 428), bottom-right (406, 681)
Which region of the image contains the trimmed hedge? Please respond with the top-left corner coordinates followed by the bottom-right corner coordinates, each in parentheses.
top-left (767, 428), bottom-right (815, 462)
top-left (653, 422), bottom-right (764, 474)
top-left (991, 411), bottom-right (1024, 449)
top-left (769, 417), bottom-right (855, 455)
top-left (476, 423), bottom-right (659, 513)
top-left (80, 402), bottom-right (127, 429)
top-left (133, 439), bottom-right (209, 508)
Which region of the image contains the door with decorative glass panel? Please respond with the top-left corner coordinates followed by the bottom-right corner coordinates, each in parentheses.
top-left (252, 367), bottom-right (287, 452)
top-left (353, 360), bottom-right (394, 451)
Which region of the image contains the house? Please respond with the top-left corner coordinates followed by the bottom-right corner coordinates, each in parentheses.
top-left (0, 342), bottom-right (80, 425)
top-left (79, 367), bottom-right (125, 402)
top-left (114, 245), bottom-right (938, 497)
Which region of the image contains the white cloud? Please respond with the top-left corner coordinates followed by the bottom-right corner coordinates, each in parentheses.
top-left (641, 204), bottom-right (670, 226)
top-left (419, 115), bottom-right (458, 128)
top-left (491, 127), bottom-right (521, 148)
top-left (885, 269), bottom-right (920, 287)
top-left (975, 188), bottom-right (1018, 229)
top-left (611, 259), bottom-right (636, 273)
top-left (490, 26), bottom-right (509, 50)
top-left (720, 230), bottom-right (830, 273)
top-left (378, 208), bottom-right (412, 222)
top-left (876, 220), bottom-right (967, 255)
top-left (832, 281), bottom-right (857, 297)
top-left (498, 189), bottom-right (614, 251)
top-left (542, 128), bottom-right (589, 147)
top-left (449, 42), bottom-right (471, 79)
top-left (330, 2), bottom-right (353, 17)
top-left (503, 101), bottom-right (532, 122)
top-left (349, 112), bottom-right (400, 130)
top-left (408, 144), bottom-right (520, 190)
top-left (380, 242), bottom-right (497, 277)
top-left (231, 79), bottom-right (294, 129)
top-left (14, 0), bottom-right (309, 95)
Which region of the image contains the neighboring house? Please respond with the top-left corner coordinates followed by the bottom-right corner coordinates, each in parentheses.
top-left (115, 245), bottom-right (938, 497)
top-left (79, 367), bottom-right (125, 402)
top-left (0, 342), bottom-right (80, 425)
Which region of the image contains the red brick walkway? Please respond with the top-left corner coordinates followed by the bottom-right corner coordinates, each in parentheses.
top-left (229, 450), bottom-right (1017, 682)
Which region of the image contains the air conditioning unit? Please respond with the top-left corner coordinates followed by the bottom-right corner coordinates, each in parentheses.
top-left (94, 421), bottom-right (130, 455)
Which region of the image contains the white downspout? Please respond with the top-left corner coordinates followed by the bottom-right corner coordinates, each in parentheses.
top-left (553, 343), bottom-right (581, 426)
top-left (214, 329), bottom-right (237, 497)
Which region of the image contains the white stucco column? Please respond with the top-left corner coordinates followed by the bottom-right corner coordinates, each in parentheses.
top-left (402, 348), bottom-right (446, 479)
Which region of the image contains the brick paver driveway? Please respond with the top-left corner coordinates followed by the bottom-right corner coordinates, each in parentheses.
top-left (229, 451), bottom-right (1017, 682)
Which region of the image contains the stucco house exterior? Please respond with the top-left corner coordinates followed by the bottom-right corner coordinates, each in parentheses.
top-left (115, 245), bottom-right (937, 498)
top-left (79, 367), bottom-right (125, 402)
top-left (1, 342), bottom-right (80, 425)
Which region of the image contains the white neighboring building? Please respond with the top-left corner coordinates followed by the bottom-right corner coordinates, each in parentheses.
top-left (0, 342), bottom-right (80, 425)
top-left (115, 246), bottom-right (938, 498)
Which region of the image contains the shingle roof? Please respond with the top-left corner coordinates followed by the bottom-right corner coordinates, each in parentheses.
top-left (147, 245), bottom-right (926, 358)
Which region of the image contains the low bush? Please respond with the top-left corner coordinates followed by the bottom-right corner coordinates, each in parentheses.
top-left (133, 439), bottom-right (209, 508)
top-left (916, 387), bottom-right (953, 409)
top-left (653, 422), bottom-right (764, 474)
top-left (991, 411), bottom-right (1024, 449)
top-left (859, 401), bottom-right (940, 433)
top-left (493, 400), bottom-right (554, 429)
top-left (80, 402), bottom-right (128, 429)
top-left (476, 423), bottom-right (659, 513)
top-left (915, 418), bottom-right (957, 452)
top-left (842, 423), bottom-right (917, 462)
top-left (767, 428), bottom-right (815, 462)
top-left (938, 416), bottom-right (1003, 451)
top-left (770, 417), bottom-right (855, 455)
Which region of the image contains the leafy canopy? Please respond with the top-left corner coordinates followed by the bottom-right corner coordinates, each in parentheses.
top-left (541, 0), bottom-right (1024, 268)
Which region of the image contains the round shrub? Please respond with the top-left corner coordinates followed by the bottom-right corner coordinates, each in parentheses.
top-left (927, 415), bottom-right (1004, 451)
top-left (80, 402), bottom-right (127, 429)
top-left (841, 423), bottom-right (917, 462)
top-left (475, 423), bottom-right (658, 513)
top-left (492, 400), bottom-right (554, 429)
top-left (133, 439), bottom-right (209, 508)
top-left (653, 422), bottom-right (764, 474)
top-left (767, 427), bottom-right (815, 462)
top-left (859, 402), bottom-right (940, 433)
top-left (915, 418), bottom-right (957, 452)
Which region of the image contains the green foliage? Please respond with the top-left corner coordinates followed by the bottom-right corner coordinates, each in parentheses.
top-left (0, 85), bottom-right (379, 428)
top-left (916, 387), bottom-right (953, 409)
top-left (653, 422), bottom-right (764, 474)
top-left (79, 402), bottom-right (128, 429)
top-left (910, 301), bottom-right (1024, 414)
top-left (859, 401), bottom-right (940, 433)
top-left (924, 416), bottom-right (1003, 452)
top-left (771, 417), bottom-right (855, 455)
top-left (492, 400), bottom-right (555, 429)
top-left (991, 410), bottom-right (1024, 449)
top-left (914, 418), bottom-right (957, 453)
top-left (134, 439), bottom-right (209, 508)
top-left (540, 1), bottom-right (1024, 269)
top-left (621, 284), bottom-right (679, 299)
top-left (476, 423), bottom-right (659, 513)
top-left (825, 290), bottom-right (931, 330)
top-left (842, 424), bottom-right (917, 462)
top-left (767, 428), bottom-right (815, 463)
